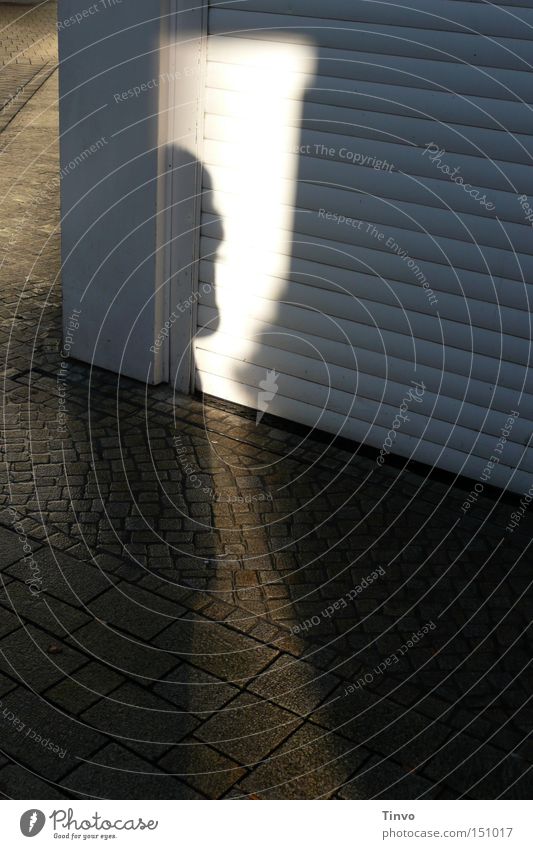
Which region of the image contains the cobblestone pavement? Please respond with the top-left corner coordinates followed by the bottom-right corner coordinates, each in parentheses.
top-left (0, 1), bottom-right (57, 134)
top-left (0, 3), bottom-right (531, 800)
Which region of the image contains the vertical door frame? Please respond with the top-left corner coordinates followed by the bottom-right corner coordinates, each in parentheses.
top-left (166, 0), bottom-right (209, 393)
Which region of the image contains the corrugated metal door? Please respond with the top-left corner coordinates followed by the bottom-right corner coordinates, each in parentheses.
top-left (192, 0), bottom-right (533, 493)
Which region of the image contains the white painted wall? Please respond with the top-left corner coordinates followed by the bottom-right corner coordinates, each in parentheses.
top-left (58, 0), bottom-right (171, 383)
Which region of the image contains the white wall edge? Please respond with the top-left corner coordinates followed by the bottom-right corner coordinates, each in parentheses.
top-left (169, 0), bottom-right (208, 393)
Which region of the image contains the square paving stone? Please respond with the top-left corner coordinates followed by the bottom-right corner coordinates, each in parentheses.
top-left (239, 722), bottom-right (373, 799)
top-left (136, 573), bottom-right (193, 605)
top-left (68, 621), bottom-right (178, 683)
top-left (153, 662), bottom-right (240, 715)
top-left (418, 729), bottom-right (476, 777)
top-left (159, 740), bottom-right (245, 799)
top-left (247, 654), bottom-right (339, 716)
top-left (337, 755), bottom-right (437, 799)
top-left (312, 683), bottom-right (440, 761)
top-left (0, 605), bottom-right (21, 639)
top-left (86, 586), bottom-right (183, 641)
top-left (379, 718), bottom-right (452, 774)
top-left (66, 743), bottom-right (203, 799)
top-left (154, 619), bottom-right (278, 684)
top-left (195, 693), bottom-right (301, 766)
top-left (0, 525), bottom-right (41, 568)
top-left (44, 662), bottom-right (125, 714)
top-left (115, 581), bottom-right (189, 618)
top-left (6, 548), bottom-right (117, 605)
top-left (80, 682), bottom-right (200, 755)
top-left (462, 753), bottom-right (531, 800)
top-left (0, 625), bottom-right (88, 691)
top-left (0, 579), bottom-right (90, 636)
top-left (423, 735), bottom-right (525, 799)
top-left (0, 687), bottom-right (107, 781)
top-left (0, 670), bottom-right (18, 698)
top-left (0, 763), bottom-right (69, 800)
top-left (495, 762), bottom-right (532, 800)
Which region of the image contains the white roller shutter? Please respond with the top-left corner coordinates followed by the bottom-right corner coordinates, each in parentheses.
top-left (190, 0), bottom-right (533, 493)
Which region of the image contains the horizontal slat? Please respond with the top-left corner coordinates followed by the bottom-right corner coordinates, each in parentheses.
top-left (207, 36), bottom-right (533, 103)
top-left (201, 195), bottom-right (533, 288)
top-left (195, 331), bottom-right (532, 445)
top-left (214, 0), bottom-right (533, 38)
top-left (203, 121), bottom-right (533, 236)
top-left (205, 112), bottom-right (533, 203)
top-left (205, 87), bottom-right (533, 167)
top-left (197, 300), bottom-right (532, 396)
top-left (194, 349), bottom-right (532, 469)
top-left (196, 369), bottom-right (531, 494)
top-left (206, 61), bottom-right (533, 135)
top-left (205, 196), bottom-right (533, 302)
top-left (200, 225), bottom-right (532, 314)
top-left (203, 174), bottom-right (533, 273)
top-left (199, 277), bottom-right (533, 368)
top-left (209, 10), bottom-right (533, 71)
top-left (199, 254), bottom-right (531, 339)
top-left (195, 316), bottom-right (533, 417)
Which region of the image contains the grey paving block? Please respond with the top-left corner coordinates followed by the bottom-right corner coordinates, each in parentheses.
top-left (159, 740), bottom-right (245, 799)
top-left (0, 579), bottom-right (90, 636)
top-left (154, 619), bottom-right (278, 684)
top-left (0, 625), bottom-right (88, 691)
top-left (66, 743), bottom-right (203, 799)
top-left (423, 735), bottom-right (527, 799)
top-left (195, 693), bottom-right (301, 766)
top-left (67, 621), bottom-right (177, 683)
top-left (44, 662), bottom-right (125, 714)
top-left (153, 662), bottom-right (240, 715)
top-left (0, 605), bottom-right (21, 639)
top-left (238, 722), bottom-right (372, 799)
top-left (87, 586), bottom-right (183, 641)
top-left (0, 687), bottom-right (107, 781)
top-left (247, 654), bottom-right (339, 716)
top-left (337, 755), bottom-right (437, 799)
top-left (0, 670), bottom-right (18, 698)
top-left (116, 581), bottom-right (189, 618)
top-left (0, 763), bottom-right (69, 800)
top-left (0, 524), bottom-right (41, 570)
top-left (80, 682), bottom-right (200, 756)
top-left (463, 753), bottom-right (531, 800)
top-left (496, 763), bottom-right (532, 800)
top-left (312, 683), bottom-right (448, 764)
top-left (6, 548), bottom-right (118, 606)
